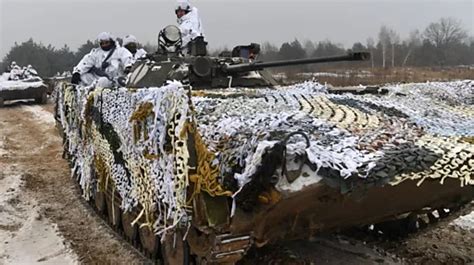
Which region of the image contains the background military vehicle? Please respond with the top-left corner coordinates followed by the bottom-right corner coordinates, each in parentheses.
top-left (0, 74), bottom-right (48, 107)
top-left (55, 25), bottom-right (474, 264)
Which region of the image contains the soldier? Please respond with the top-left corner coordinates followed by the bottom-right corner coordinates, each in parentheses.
top-left (175, 0), bottom-right (204, 52)
top-left (22, 65), bottom-right (38, 79)
top-left (123, 35), bottom-right (147, 61)
top-left (71, 32), bottom-right (133, 87)
top-left (8, 62), bottom-right (22, 80)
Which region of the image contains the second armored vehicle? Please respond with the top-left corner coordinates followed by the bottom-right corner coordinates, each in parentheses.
top-left (0, 73), bottom-right (47, 107)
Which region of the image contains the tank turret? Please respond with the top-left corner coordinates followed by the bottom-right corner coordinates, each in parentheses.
top-left (127, 25), bottom-right (370, 89)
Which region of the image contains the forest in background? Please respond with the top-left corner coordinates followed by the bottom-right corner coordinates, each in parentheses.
top-left (1, 17), bottom-right (473, 77)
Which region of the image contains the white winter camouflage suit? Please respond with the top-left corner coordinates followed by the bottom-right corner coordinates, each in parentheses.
top-left (177, 6), bottom-right (204, 51)
top-left (9, 66), bottom-right (22, 80)
top-left (23, 65), bottom-right (38, 79)
top-left (123, 34), bottom-right (147, 61)
top-left (73, 42), bottom-right (133, 87)
top-left (132, 49), bottom-right (147, 61)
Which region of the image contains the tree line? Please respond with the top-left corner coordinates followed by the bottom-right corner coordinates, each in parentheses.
top-left (1, 17), bottom-right (473, 77)
top-left (0, 39), bottom-right (96, 78)
top-left (259, 17), bottom-right (473, 70)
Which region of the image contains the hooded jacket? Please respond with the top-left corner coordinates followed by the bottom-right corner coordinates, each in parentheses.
top-left (177, 6), bottom-right (204, 48)
top-left (73, 45), bottom-right (133, 81)
top-left (123, 34), bottom-right (148, 60)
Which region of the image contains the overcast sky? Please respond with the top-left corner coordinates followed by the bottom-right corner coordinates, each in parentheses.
top-left (0, 0), bottom-right (473, 60)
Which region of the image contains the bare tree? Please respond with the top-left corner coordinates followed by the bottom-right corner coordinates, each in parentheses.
top-left (378, 26), bottom-right (391, 68)
top-left (388, 29), bottom-right (400, 67)
top-left (424, 17), bottom-right (467, 48)
top-left (423, 17), bottom-right (468, 65)
top-left (402, 30), bottom-right (421, 66)
top-left (366, 37), bottom-right (375, 68)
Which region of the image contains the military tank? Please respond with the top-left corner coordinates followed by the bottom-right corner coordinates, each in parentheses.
top-left (55, 25), bottom-right (474, 264)
top-left (126, 25), bottom-right (369, 90)
top-left (0, 73), bottom-right (48, 107)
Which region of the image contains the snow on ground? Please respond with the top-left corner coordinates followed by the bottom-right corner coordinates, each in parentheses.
top-left (0, 204), bottom-right (79, 265)
top-left (0, 104), bottom-right (145, 264)
top-left (452, 211), bottom-right (474, 231)
top-left (0, 140), bottom-right (78, 264)
top-left (22, 105), bottom-right (55, 125)
top-left (297, 71), bottom-right (374, 78)
top-left (0, 139), bottom-right (7, 157)
top-left (0, 167), bottom-right (78, 265)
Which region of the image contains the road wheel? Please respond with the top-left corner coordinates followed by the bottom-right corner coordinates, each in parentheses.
top-left (122, 211), bottom-right (138, 243)
top-left (161, 230), bottom-right (191, 265)
top-left (94, 191), bottom-right (107, 215)
top-left (139, 225), bottom-right (160, 259)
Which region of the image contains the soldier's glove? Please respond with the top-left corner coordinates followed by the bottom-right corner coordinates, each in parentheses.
top-left (71, 72), bottom-right (81, 85)
top-left (124, 66), bottom-right (132, 74)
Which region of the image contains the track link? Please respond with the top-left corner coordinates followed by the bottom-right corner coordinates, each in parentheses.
top-left (348, 201), bottom-right (473, 241)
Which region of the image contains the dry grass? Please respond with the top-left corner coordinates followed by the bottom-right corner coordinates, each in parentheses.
top-left (277, 67), bottom-right (474, 87)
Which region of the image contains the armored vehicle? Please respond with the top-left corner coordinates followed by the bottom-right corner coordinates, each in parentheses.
top-left (126, 26), bottom-right (369, 90)
top-left (55, 26), bottom-right (474, 264)
top-left (0, 74), bottom-right (48, 107)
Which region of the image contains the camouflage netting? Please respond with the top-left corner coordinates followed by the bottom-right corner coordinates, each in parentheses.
top-left (57, 80), bottom-right (474, 230)
top-left (192, 80), bottom-right (474, 209)
top-left (57, 81), bottom-right (195, 235)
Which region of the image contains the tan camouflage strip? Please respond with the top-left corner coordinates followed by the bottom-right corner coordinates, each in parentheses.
top-left (391, 135), bottom-right (473, 187)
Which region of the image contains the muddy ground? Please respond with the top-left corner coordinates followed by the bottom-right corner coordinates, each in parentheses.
top-left (0, 101), bottom-right (472, 265)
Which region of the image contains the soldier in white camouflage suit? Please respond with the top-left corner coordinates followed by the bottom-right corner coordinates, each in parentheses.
top-left (71, 32), bottom-right (133, 87)
top-left (175, 0), bottom-right (205, 53)
top-left (123, 35), bottom-right (147, 61)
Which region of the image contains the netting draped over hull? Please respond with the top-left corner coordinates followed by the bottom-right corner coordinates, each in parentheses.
top-left (191, 81), bottom-right (474, 208)
top-left (57, 82), bottom-right (196, 234)
top-left (335, 81), bottom-right (474, 136)
top-left (57, 79), bottom-right (474, 220)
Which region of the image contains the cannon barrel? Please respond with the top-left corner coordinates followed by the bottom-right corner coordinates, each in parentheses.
top-left (223, 51), bottom-right (370, 73)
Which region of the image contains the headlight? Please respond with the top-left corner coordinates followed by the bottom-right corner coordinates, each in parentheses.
top-left (162, 25), bottom-right (181, 44)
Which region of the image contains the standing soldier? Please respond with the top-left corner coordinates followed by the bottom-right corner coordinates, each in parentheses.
top-left (175, 0), bottom-right (205, 53)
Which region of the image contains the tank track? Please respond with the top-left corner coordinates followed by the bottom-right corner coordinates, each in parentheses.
top-left (347, 200), bottom-right (473, 240)
top-left (65, 151), bottom-right (253, 264)
top-left (85, 191), bottom-right (155, 262)
top-left (65, 155), bottom-right (165, 264)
